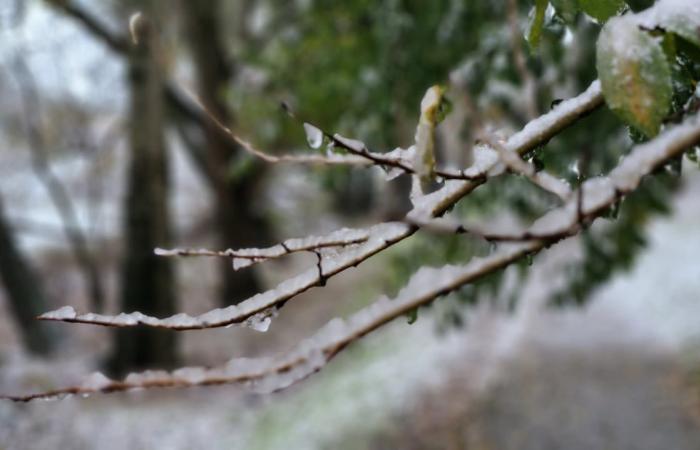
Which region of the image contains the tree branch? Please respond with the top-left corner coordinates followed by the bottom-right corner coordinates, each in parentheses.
top-left (35, 80), bottom-right (604, 330)
top-left (45, 0), bottom-right (128, 53)
top-left (6, 109), bottom-right (699, 402)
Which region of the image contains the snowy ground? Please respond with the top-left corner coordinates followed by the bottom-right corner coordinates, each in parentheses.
top-left (1, 172), bottom-right (699, 449)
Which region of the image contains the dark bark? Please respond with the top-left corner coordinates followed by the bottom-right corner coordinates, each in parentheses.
top-left (106, 12), bottom-right (178, 376)
top-left (47, 0), bottom-right (273, 305)
top-left (180, 0), bottom-right (272, 305)
top-left (0, 195), bottom-right (55, 355)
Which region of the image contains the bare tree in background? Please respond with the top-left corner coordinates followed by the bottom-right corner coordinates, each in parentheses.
top-left (12, 57), bottom-right (105, 313)
top-left (107, 8), bottom-right (177, 375)
top-left (179, 0), bottom-right (272, 306)
top-left (45, 0), bottom-right (273, 307)
top-left (0, 194), bottom-right (55, 355)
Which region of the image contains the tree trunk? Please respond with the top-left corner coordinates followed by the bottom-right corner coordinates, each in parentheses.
top-left (107, 11), bottom-right (178, 375)
top-left (0, 194), bottom-right (55, 355)
top-left (180, 0), bottom-right (272, 305)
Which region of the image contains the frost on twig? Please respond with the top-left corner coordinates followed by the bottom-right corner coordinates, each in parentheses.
top-left (484, 135), bottom-right (572, 201)
top-left (407, 79), bottom-right (604, 219)
top-left (4, 242), bottom-right (537, 402)
top-left (36, 80), bottom-right (606, 332)
top-left (154, 226), bottom-right (371, 271)
top-left (9, 110), bottom-right (700, 402)
top-left (5, 79), bottom-right (613, 403)
top-left (38, 222), bottom-right (413, 330)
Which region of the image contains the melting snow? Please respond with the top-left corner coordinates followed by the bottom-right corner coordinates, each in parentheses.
top-left (303, 123), bottom-right (324, 149)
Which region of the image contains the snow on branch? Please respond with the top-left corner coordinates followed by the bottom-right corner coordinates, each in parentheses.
top-left (4, 242), bottom-right (538, 403)
top-left (6, 110), bottom-right (700, 402)
top-left (38, 222), bottom-right (413, 330)
top-left (35, 80), bottom-right (605, 332)
top-left (484, 135), bottom-right (572, 201)
top-left (408, 79), bottom-right (603, 218)
top-left (154, 226), bottom-right (371, 271)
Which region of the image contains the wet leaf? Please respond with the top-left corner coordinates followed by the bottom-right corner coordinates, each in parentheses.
top-left (597, 15), bottom-right (672, 137)
top-left (579, 0), bottom-right (627, 22)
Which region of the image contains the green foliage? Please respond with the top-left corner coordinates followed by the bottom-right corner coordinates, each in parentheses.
top-left (549, 0), bottom-right (628, 23)
top-left (239, 1), bottom-right (508, 147)
top-left (579, 0), bottom-right (627, 22)
top-left (550, 0), bottom-right (581, 23)
top-left (234, 0), bottom-right (697, 322)
top-left (596, 15), bottom-right (672, 137)
top-left (527, 0), bottom-right (550, 49)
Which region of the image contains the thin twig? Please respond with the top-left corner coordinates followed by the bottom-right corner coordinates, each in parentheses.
top-left (35, 81), bottom-right (605, 331)
top-left (8, 110), bottom-right (699, 402)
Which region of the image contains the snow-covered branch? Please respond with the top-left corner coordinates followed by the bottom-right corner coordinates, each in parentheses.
top-left (34, 81), bottom-right (604, 332)
top-left (6, 108), bottom-right (699, 403)
top-left (154, 226), bottom-right (371, 271)
top-left (37, 222), bottom-right (412, 330)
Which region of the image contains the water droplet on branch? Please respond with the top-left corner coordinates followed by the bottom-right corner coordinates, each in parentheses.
top-left (303, 123), bottom-right (324, 149)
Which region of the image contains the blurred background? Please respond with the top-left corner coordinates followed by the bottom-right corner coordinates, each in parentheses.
top-left (0, 0), bottom-right (699, 449)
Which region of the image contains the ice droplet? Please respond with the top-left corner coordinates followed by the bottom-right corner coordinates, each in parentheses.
top-left (232, 257), bottom-right (255, 271)
top-left (245, 308), bottom-right (277, 332)
top-left (248, 316), bottom-right (271, 332)
top-left (383, 166), bottom-right (403, 181)
top-left (303, 123), bottom-right (324, 149)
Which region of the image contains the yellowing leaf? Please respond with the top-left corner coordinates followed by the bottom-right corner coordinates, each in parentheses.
top-left (413, 85), bottom-right (444, 181)
top-left (596, 15), bottom-right (672, 137)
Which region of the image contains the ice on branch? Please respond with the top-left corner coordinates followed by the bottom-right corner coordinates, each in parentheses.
top-left (40, 222), bottom-right (412, 330)
top-left (303, 122), bottom-right (324, 149)
top-left (10, 84), bottom-right (698, 403)
top-left (37, 81), bottom-right (607, 333)
top-left (408, 80), bottom-right (604, 219)
top-left (155, 226), bottom-right (372, 271)
top-left (610, 113), bottom-right (700, 192)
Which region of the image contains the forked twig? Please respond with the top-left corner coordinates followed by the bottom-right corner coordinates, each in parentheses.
top-left (7, 108), bottom-right (699, 402)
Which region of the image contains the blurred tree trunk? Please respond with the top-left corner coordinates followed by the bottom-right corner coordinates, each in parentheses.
top-left (45, 0), bottom-right (272, 306)
top-left (0, 195), bottom-right (55, 355)
top-left (107, 10), bottom-right (178, 375)
top-left (180, 0), bottom-right (272, 305)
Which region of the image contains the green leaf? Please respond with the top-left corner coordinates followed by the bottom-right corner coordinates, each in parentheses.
top-left (527, 0), bottom-right (549, 49)
top-left (550, 0), bottom-right (580, 24)
top-left (646, 0), bottom-right (700, 47)
top-left (579, 0), bottom-right (627, 22)
top-left (596, 16), bottom-right (672, 137)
